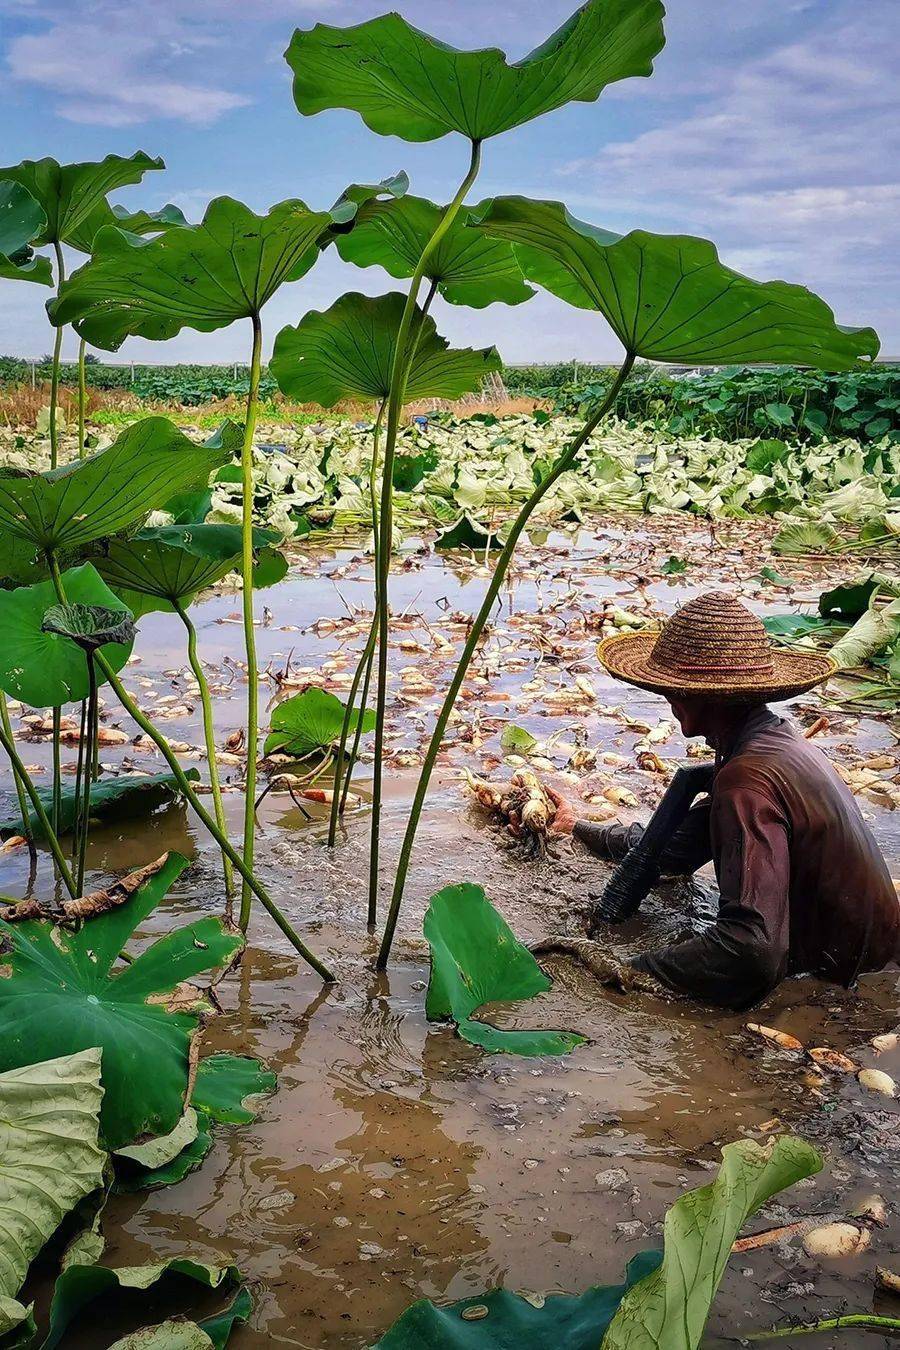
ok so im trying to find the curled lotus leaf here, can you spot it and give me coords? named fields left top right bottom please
left=0, top=151, right=163, bottom=248
left=0, top=180, right=52, bottom=285
left=41, top=601, right=137, bottom=652
left=471, top=197, right=879, bottom=369
left=285, top=1, right=666, bottom=143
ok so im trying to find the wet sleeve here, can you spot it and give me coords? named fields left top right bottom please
left=636, top=785, right=791, bottom=1009
left=573, top=798, right=712, bottom=875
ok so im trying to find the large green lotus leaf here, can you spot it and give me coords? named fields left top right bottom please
left=285, top=1, right=665, bottom=143
left=602, top=1137, right=822, bottom=1350
left=51, top=197, right=337, bottom=350
left=375, top=1252, right=662, bottom=1349
left=0, top=853, right=243, bottom=1149
left=0, top=1049, right=106, bottom=1342
left=0, top=181, right=53, bottom=285
left=41, top=1259, right=244, bottom=1350
left=93, top=523, right=277, bottom=614
left=471, top=198, right=880, bottom=369
left=191, top=1054, right=277, bottom=1124
left=0, top=152, right=163, bottom=248
left=264, top=685, right=375, bottom=758
left=0, top=769, right=200, bottom=841
left=335, top=196, right=534, bottom=308
left=0, top=563, right=133, bottom=707
left=0, top=417, right=236, bottom=552
left=271, top=292, right=501, bottom=407
left=424, top=883, right=585, bottom=1056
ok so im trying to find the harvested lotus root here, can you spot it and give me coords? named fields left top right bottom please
left=462, top=767, right=556, bottom=858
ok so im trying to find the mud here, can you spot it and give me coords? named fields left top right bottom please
left=4, top=513, right=900, bottom=1347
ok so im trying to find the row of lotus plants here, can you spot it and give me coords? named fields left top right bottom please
left=0, top=0, right=880, bottom=981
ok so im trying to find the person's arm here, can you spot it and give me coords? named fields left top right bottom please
left=570, top=797, right=714, bottom=875
left=636, top=781, right=791, bottom=1009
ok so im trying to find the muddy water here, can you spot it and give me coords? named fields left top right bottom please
left=4, top=515, right=900, bottom=1347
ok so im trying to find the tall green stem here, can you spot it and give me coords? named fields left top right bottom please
left=46, top=557, right=333, bottom=982
left=0, top=716, right=77, bottom=897
left=175, top=599, right=234, bottom=909
left=77, top=337, right=87, bottom=459
left=49, top=242, right=66, bottom=470
left=74, top=658, right=97, bottom=895
left=368, top=140, right=482, bottom=924
left=0, top=691, right=36, bottom=863
left=377, top=354, right=635, bottom=968
left=239, top=313, right=264, bottom=932
left=328, top=401, right=385, bottom=846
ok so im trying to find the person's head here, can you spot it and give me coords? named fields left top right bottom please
left=668, top=694, right=767, bottom=745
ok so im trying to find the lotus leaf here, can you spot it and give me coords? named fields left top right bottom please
left=335, top=195, right=534, bottom=307
left=0, top=181, right=52, bottom=285
left=425, top=883, right=585, bottom=1056
left=471, top=198, right=879, bottom=369
left=271, top=292, right=501, bottom=407
left=0, top=1049, right=106, bottom=1342
left=0, top=418, right=237, bottom=552
left=285, top=1, right=665, bottom=142
left=0, top=152, right=163, bottom=249
left=0, top=769, right=200, bottom=841
left=52, top=197, right=338, bottom=349
left=41, top=601, right=136, bottom=651
left=191, top=1053, right=277, bottom=1124
left=0, top=564, right=134, bottom=707
left=264, top=686, right=375, bottom=759
left=0, top=853, right=243, bottom=1149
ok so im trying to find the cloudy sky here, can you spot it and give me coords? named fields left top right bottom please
left=1, top=0, right=896, bottom=364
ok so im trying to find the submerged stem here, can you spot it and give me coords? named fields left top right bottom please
left=750, top=1315, right=900, bottom=1340
left=239, top=312, right=264, bottom=933
left=46, top=556, right=334, bottom=983
left=368, top=141, right=482, bottom=925
left=377, top=354, right=636, bottom=968
left=176, top=599, right=235, bottom=910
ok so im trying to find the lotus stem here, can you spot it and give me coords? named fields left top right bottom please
left=328, top=400, right=385, bottom=847
left=0, top=691, right=36, bottom=863
left=72, top=696, right=88, bottom=877
left=0, top=714, right=77, bottom=897
left=51, top=707, right=62, bottom=839
left=175, top=600, right=235, bottom=910
left=369, top=149, right=481, bottom=923
left=77, top=337, right=87, bottom=459
left=377, top=352, right=635, bottom=968
left=49, top=241, right=66, bottom=470
left=749, top=1314, right=900, bottom=1340
left=238, top=312, right=264, bottom=933
left=47, top=556, right=334, bottom=982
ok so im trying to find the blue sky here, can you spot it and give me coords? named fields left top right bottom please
left=1, top=0, right=897, bottom=365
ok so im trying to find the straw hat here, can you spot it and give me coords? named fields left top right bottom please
left=597, top=591, right=835, bottom=703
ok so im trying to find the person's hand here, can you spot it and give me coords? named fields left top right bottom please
left=546, top=784, right=578, bottom=836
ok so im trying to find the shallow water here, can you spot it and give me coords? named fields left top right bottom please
left=4, top=514, right=900, bottom=1347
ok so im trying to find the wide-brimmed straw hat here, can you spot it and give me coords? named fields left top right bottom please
left=597, top=591, right=835, bottom=704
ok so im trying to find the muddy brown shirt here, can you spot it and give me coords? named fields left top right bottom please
left=574, top=707, right=900, bottom=1009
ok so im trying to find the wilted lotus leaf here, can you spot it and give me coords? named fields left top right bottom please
left=0, top=180, right=52, bottom=285
left=336, top=195, right=534, bottom=307
left=0, top=418, right=237, bottom=552
left=286, top=1, right=665, bottom=143
left=271, top=292, right=501, bottom=407
left=41, top=601, right=136, bottom=652
left=0, top=563, right=134, bottom=707
left=52, top=197, right=339, bottom=349
left=0, top=1049, right=105, bottom=1343
left=471, top=198, right=880, bottom=369
left=425, top=882, right=585, bottom=1056
left=0, top=853, right=243, bottom=1149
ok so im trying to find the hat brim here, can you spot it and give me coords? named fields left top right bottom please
left=597, top=631, right=836, bottom=704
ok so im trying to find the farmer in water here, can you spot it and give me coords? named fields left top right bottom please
left=544, top=592, right=900, bottom=1010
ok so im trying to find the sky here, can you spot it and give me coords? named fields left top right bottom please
left=0, top=0, right=897, bottom=365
